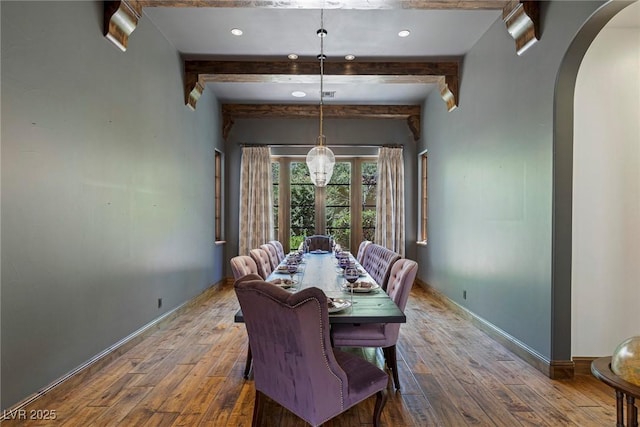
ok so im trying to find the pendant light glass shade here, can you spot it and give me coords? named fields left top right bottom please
left=306, top=137, right=335, bottom=187
left=306, top=9, right=335, bottom=187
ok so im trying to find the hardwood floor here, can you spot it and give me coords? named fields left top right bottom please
left=4, top=282, right=617, bottom=426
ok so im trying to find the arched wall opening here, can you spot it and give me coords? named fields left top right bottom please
left=572, top=1, right=640, bottom=358
left=552, top=0, right=638, bottom=362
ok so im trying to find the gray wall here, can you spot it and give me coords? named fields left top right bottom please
left=224, top=117, right=418, bottom=274
left=418, top=1, right=605, bottom=361
left=1, top=1, right=224, bottom=409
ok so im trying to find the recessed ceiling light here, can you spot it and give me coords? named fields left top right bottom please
left=398, top=30, right=411, bottom=38
left=345, top=54, right=355, bottom=61
left=288, top=53, right=299, bottom=60
left=230, top=28, right=243, bottom=36
left=291, top=91, right=306, bottom=98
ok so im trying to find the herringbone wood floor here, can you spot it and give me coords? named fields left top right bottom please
left=3, top=282, right=617, bottom=426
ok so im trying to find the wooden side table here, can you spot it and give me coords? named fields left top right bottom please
left=592, top=356, right=640, bottom=427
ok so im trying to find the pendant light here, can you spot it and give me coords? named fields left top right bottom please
left=306, top=10, right=335, bottom=187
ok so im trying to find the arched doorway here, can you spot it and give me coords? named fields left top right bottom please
left=552, top=0, right=639, bottom=364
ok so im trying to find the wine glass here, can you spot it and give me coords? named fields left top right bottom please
left=286, top=259, right=298, bottom=289
left=344, top=264, right=359, bottom=306
left=338, top=255, right=350, bottom=270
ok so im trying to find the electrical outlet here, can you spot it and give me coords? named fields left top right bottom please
left=158, top=298, right=163, bottom=309
left=463, top=290, right=467, bottom=300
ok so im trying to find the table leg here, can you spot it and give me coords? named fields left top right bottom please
left=617, top=390, right=624, bottom=427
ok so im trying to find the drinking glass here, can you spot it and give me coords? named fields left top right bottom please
left=344, top=265, right=359, bottom=306
left=287, top=259, right=298, bottom=289
left=338, top=255, right=350, bottom=270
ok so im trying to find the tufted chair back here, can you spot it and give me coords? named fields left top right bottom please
left=230, top=255, right=259, bottom=280
left=260, top=243, right=280, bottom=270
left=306, top=235, right=332, bottom=252
left=386, top=259, right=418, bottom=316
left=356, top=240, right=372, bottom=264
left=249, top=248, right=273, bottom=280
left=360, top=243, right=401, bottom=290
left=269, top=240, right=286, bottom=263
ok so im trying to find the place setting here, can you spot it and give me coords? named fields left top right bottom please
left=327, top=297, right=352, bottom=313
left=269, top=278, right=297, bottom=289
left=341, top=280, right=380, bottom=293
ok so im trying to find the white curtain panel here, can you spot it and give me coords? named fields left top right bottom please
left=375, top=147, right=405, bottom=257
left=239, top=146, right=274, bottom=255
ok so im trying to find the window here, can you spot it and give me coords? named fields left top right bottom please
left=290, top=161, right=316, bottom=250
left=272, top=157, right=377, bottom=252
left=419, top=151, right=428, bottom=243
left=361, top=161, right=377, bottom=242
left=326, top=162, right=351, bottom=249
left=215, top=150, right=223, bottom=242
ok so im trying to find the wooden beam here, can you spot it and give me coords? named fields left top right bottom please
left=502, top=0, right=540, bottom=55
left=186, top=60, right=458, bottom=79
left=185, top=60, right=459, bottom=113
left=221, top=104, right=422, bottom=141
left=103, top=1, right=143, bottom=52
left=439, top=74, right=459, bottom=112
left=137, top=1, right=508, bottom=10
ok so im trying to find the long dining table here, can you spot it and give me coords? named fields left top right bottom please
left=233, top=251, right=406, bottom=325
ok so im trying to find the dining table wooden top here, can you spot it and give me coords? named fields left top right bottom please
left=234, top=251, right=406, bottom=324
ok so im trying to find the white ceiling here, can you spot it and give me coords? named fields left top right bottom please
left=144, top=7, right=501, bottom=104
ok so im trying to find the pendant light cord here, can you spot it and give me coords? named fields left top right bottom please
left=318, top=9, right=325, bottom=146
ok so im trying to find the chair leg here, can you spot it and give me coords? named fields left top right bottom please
left=373, top=389, right=388, bottom=427
left=383, top=345, right=400, bottom=390
left=252, top=389, right=264, bottom=427
left=244, top=343, right=252, bottom=379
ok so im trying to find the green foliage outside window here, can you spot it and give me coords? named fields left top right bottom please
left=326, top=162, right=351, bottom=248
left=274, top=159, right=377, bottom=252
left=290, top=162, right=315, bottom=248
left=362, top=162, right=377, bottom=242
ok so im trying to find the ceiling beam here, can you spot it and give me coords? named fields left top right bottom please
left=135, top=1, right=508, bottom=10
left=502, top=1, right=540, bottom=55
left=103, top=1, right=143, bottom=52
left=184, top=59, right=459, bottom=113
left=221, top=104, right=422, bottom=141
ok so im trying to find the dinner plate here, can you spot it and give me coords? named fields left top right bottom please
left=327, top=298, right=352, bottom=313
left=310, top=249, right=329, bottom=254
left=342, top=281, right=380, bottom=293
left=275, top=266, right=300, bottom=273
left=269, top=278, right=296, bottom=289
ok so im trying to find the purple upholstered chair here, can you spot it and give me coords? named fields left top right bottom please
left=230, top=255, right=259, bottom=378
left=234, top=274, right=388, bottom=427
left=268, top=240, right=286, bottom=263
left=230, top=255, right=259, bottom=280
left=249, top=248, right=273, bottom=280
left=356, top=240, right=373, bottom=264
left=260, top=243, right=280, bottom=270
left=360, top=243, right=401, bottom=291
left=306, top=234, right=332, bottom=252
left=331, top=258, right=418, bottom=390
